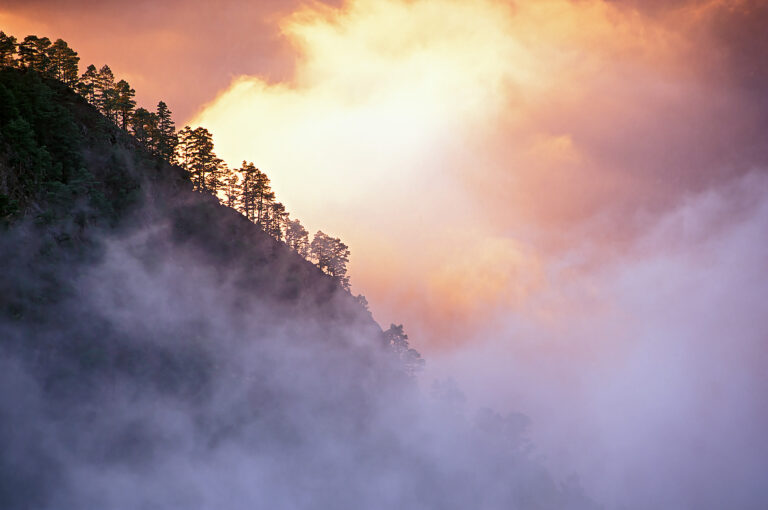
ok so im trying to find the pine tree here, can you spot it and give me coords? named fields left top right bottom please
left=155, top=101, right=176, bottom=162
left=383, top=324, right=425, bottom=378
left=113, top=79, right=136, bottom=130
left=285, top=218, right=310, bottom=258
left=254, top=170, right=274, bottom=227
left=77, top=64, right=99, bottom=104
left=206, top=159, right=226, bottom=194
left=18, top=35, right=51, bottom=73
left=130, top=107, right=158, bottom=149
left=176, top=126, right=223, bottom=194
left=310, top=231, right=351, bottom=290
left=267, top=202, right=288, bottom=240
left=238, top=161, right=259, bottom=221
left=223, top=172, right=241, bottom=210
left=0, top=32, right=17, bottom=67
left=48, top=39, right=79, bottom=86
left=95, top=65, right=116, bottom=120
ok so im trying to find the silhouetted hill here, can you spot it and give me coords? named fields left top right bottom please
left=0, top=67, right=598, bottom=510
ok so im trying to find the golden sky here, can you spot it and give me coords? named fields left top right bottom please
left=188, top=0, right=767, bottom=348
left=3, top=0, right=766, bottom=351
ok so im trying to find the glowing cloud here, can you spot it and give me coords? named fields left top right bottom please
left=191, top=0, right=763, bottom=347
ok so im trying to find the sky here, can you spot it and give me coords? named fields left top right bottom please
left=2, top=0, right=768, bottom=507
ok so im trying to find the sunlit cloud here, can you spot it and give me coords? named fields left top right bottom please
left=191, top=0, right=764, bottom=347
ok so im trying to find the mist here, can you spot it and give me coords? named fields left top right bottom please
left=0, top=188, right=599, bottom=509
left=431, top=172, right=768, bottom=509
left=3, top=1, right=768, bottom=508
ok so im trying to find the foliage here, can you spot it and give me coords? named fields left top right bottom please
left=0, top=31, right=16, bottom=67
left=176, top=126, right=224, bottom=194
left=310, top=231, right=351, bottom=290
left=383, top=324, right=425, bottom=378
left=285, top=218, right=310, bottom=258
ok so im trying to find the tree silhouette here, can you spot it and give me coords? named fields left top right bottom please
left=0, top=32, right=17, bottom=67
left=130, top=107, right=158, bottom=149
left=285, top=219, right=310, bottom=258
left=48, top=39, right=79, bottom=86
left=113, top=79, right=136, bottom=130
left=253, top=169, right=274, bottom=227
left=310, top=231, right=350, bottom=290
left=77, top=64, right=98, bottom=103
left=223, top=172, right=241, bottom=210
left=95, top=65, right=116, bottom=121
left=155, top=101, right=176, bottom=162
left=266, top=201, right=288, bottom=240
left=18, top=36, right=51, bottom=72
left=238, top=161, right=259, bottom=222
left=176, top=126, right=224, bottom=194
left=383, top=324, right=425, bottom=378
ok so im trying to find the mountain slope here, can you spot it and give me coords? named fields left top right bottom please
left=0, top=67, right=598, bottom=510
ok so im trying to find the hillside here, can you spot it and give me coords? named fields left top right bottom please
left=0, top=67, right=598, bottom=510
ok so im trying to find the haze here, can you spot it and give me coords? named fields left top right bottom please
left=4, top=0, right=767, bottom=507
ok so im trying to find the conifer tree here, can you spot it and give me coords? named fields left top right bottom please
left=285, top=219, right=310, bottom=258
left=48, top=39, right=79, bottom=85
left=113, top=79, right=136, bottom=130
left=176, top=126, right=224, bottom=194
left=254, top=170, right=274, bottom=227
left=383, top=324, right=425, bottom=378
left=237, top=161, right=259, bottom=221
left=207, top=160, right=226, bottom=194
left=130, top=107, right=158, bottom=149
left=155, top=101, right=176, bottom=162
left=95, top=65, right=116, bottom=120
left=223, top=172, right=241, bottom=210
left=267, top=202, right=288, bottom=240
left=0, top=32, right=17, bottom=67
left=77, top=64, right=98, bottom=103
left=310, top=231, right=351, bottom=290
left=18, top=35, right=51, bottom=72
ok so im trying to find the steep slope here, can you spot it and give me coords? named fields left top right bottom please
left=0, top=67, right=598, bottom=510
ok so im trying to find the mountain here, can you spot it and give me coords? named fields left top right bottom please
left=0, top=67, right=598, bottom=510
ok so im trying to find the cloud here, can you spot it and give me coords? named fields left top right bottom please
left=431, top=172, right=768, bottom=508
left=189, top=0, right=768, bottom=347
left=187, top=4, right=768, bottom=505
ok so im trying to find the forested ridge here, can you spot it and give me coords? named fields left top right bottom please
left=0, top=29, right=425, bottom=370
left=0, top=29, right=598, bottom=510
left=0, top=31, right=363, bottom=294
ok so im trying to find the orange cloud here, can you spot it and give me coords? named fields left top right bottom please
left=5, top=0, right=766, bottom=351
left=189, top=0, right=768, bottom=349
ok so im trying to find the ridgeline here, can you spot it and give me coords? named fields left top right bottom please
left=0, top=32, right=597, bottom=510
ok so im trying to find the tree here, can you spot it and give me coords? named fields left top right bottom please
left=237, top=161, right=260, bottom=221
left=285, top=218, right=310, bottom=258
left=207, top=160, right=226, bottom=194
left=0, top=32, right=17, bottom=67
left=18, top=35, right=51, bottom=73
left=113, top=79, right=136, bottom=130
left=95, top=65, right=116, bottom=120
left=176, top=126, right=224, bottom=194
left=77, top=64, right=99, bottom=104
left=310, top=231, right=350, bottom=290
left=223, top=172, right=241, bottom=210
left=48, top=39, right=79, bottom=86
left=130, top=107, right=158, bottom=149
left=383, top=324, right=425, bottom=378
left=253, top=170, right=274, bottom=226
left=155, top=101, right=176, bottom=162
left=266, top=201, right=288, bottom=240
